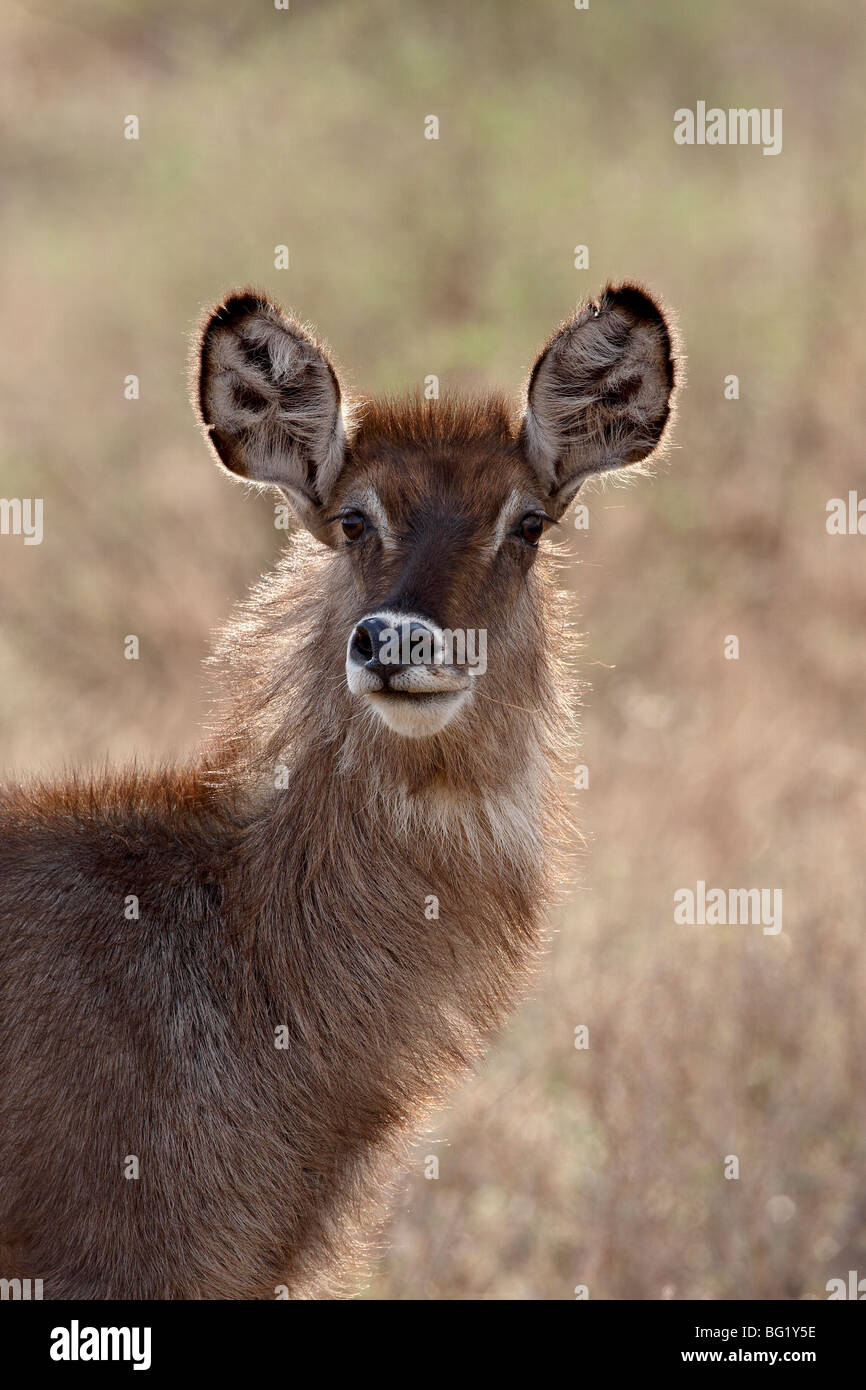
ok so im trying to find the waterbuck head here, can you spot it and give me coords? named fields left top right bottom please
left=196, top=285, right=676, bottom=744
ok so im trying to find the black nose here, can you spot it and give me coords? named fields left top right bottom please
left=349, top=615, right=440, bottom=684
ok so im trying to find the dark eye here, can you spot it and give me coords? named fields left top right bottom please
left=518, top=513, right=546, bottom=547
left=340, top=512, right=366, bottom=542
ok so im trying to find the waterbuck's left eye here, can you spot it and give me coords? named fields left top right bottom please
left=340, top=511, right=366, bottom=542
left=517, top=513, right=546, bottom=547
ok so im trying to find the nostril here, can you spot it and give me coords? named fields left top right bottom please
left=351, top=622, right=375, bottom=663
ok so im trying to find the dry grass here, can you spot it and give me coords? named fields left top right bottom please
left=1, top=0, right=864, bottom=1299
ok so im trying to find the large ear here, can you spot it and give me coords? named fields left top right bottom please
left=520, top=284, right=678, bottom=517
left=195, top=290, right=347, bottom=533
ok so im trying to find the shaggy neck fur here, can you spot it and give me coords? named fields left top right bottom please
left=189, top=533, right=575, bottom=1293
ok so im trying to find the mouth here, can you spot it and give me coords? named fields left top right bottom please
left=360, top=684, right=471, bottom=737
left=368, top=689, right=457, bottom=703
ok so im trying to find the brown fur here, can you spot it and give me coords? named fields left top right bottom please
left=0, top=284, right=678, bottom=1298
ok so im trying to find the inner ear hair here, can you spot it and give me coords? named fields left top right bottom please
left=521, top=282, right=679, bottom=514
left=195, top=290, right=347, bottom=516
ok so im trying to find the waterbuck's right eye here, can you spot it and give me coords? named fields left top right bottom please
left=340, top=511, right=366, bottom=542
left=516, top=512, right=549, bottom=547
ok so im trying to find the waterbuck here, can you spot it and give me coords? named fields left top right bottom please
left=0, top=284, right=677, bottom=1298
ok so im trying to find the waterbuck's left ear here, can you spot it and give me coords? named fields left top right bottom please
left=195, top=289, right=347, bottom=534
left=520, top=284, right=678, bottom=516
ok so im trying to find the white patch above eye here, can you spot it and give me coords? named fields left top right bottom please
left=356, top=487, right=389, bottom=531
left=342, top=487, right=398, bottom=548
left=491, top=490, right=521, bottom=551
left=490, top=491, right=545, bottom=553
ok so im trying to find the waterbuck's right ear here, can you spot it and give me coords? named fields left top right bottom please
left=195, top=291, right=347, bottom=533
left=520, top=284, right=678, bottom=517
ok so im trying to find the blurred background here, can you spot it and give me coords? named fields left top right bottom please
left=1, top=0, right=865, bottom=1299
